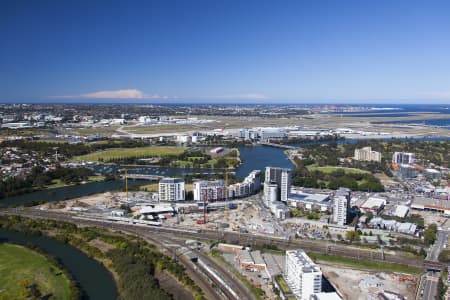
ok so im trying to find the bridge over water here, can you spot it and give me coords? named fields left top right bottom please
left=121, top=174, right=163, bottom=180
left=258, top=142, right=297, bottom=150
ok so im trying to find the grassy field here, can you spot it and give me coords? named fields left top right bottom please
left=67, top=125, right=120, bottom=136
left=73, top=146, right=185, bottom=162
left=307, top=252, right=422, bottom=275
left=306, top=165, right=369, bottom=174
left=0, top=243, right=73, bottom=299
left=46, top=175, right=106, bottom=189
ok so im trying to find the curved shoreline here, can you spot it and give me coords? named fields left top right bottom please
left=0, top=242, right=81, bottom=299
left=0, top=226, right=118, bottom=299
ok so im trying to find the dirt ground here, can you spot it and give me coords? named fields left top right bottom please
left=39, top=191, right=124, bottom=211
left=416, top=210, right=448, bottom=227
left=321, top=264, right=417, bottom=300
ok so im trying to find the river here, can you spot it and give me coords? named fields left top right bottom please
left=2, top=137, right=449, bottom=207
left=0, top=179, right=143, bottom=208
left=0, top=228, right=117, bottom=300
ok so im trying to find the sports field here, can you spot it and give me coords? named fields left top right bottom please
left=306, top=165, right=369, bottom=174
left=0, top=243, right=73, bottom=299
left=73, top=146, right=185, bottom=162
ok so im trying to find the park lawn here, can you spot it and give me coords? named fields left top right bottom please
left=73, top=146, right=185, bottom=162
left=46, top=175, right=105, bottom=189
left=46, top=179, right=68, bottom=189
left=0, top=243, right=73, bottom=299
left=306, top=165, right=369, bottom=174
left=68, top=125, right=120, bottom=136
left=307, top=252, right=422, bottom=275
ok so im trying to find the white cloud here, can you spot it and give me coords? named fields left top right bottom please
left=49, top=89, right=173, bottom=100
left=82, top=89, right=145, bottom=99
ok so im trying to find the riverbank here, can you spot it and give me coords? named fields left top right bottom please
left=0, top=243, right=78, bottom=299
left=0, top=215, right=205, bottom=300
left=0, top=179, right=144, bottom=208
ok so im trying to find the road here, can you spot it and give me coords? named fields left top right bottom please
left=427, top=230, right=448, bottom=261
left=422, top=228, right=447, bottom=300
left=421, top=272, right=439, bottom=300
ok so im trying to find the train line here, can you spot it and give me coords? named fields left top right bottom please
left=0, top=209, right=435, bottom=270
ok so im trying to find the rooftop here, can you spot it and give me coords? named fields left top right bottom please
left=286, top=249, right=320, bottom=273
left=159, top=177, right=184, bottom=184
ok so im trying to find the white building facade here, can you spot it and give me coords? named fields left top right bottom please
left=392, top=152, right=415, bottom=165
left=230, top=170, right=262, bottom=198
left=193, top=180, right=226, bottom=202
left=354, top=147, right=381, bottom=162
left=285, top=250, right=322, bottom=300
left=332, top=188, right=351, bottom=226
left=159, top=178, right=185, bottom=202
left=264, top=182, right=278, bottom=207
left=265, top=166, right=291, bottom=202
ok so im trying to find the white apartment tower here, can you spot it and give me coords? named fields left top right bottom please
left=159, top=178, right=185, bottom=202
left=263, top=182, right=278, bottom=207
left=265, top=166, right=291, bottom=202
left=285, top=249, right=322, bottom=300
left=332, top=188, right=351, bottom=226
left=354, top=146, right=381, bottom=162
left=392, top=152, right=415, bottom=165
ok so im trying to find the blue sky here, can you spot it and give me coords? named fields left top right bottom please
left=1, top=0, right=450, bottom=103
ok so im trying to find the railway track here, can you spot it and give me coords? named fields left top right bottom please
left=0, top=209, right=431, bottom=270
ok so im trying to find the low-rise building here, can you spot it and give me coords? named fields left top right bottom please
left=394, top=205, right=409, bottom=218
left=271, top=202, right=290, bottom=220
left=288, top=188, right=331, bottom=212
left=237, top=250, right=267, bottom=272
left=424, top=168, right=442, bottom=180
left=368, top=217, right=417, bottom=235
left=412, top=197, right=450, bottom=215
left=359, top=197, right=386, bottom=214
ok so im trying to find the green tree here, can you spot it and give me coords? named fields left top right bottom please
left=346, top=230, right=360, bottom=242
left=424, top=223, right=438, bottom=246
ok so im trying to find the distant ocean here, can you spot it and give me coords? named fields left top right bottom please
left=330, top=104, right=450, bottom=129
left=381, top=118, right=450, bottom=129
